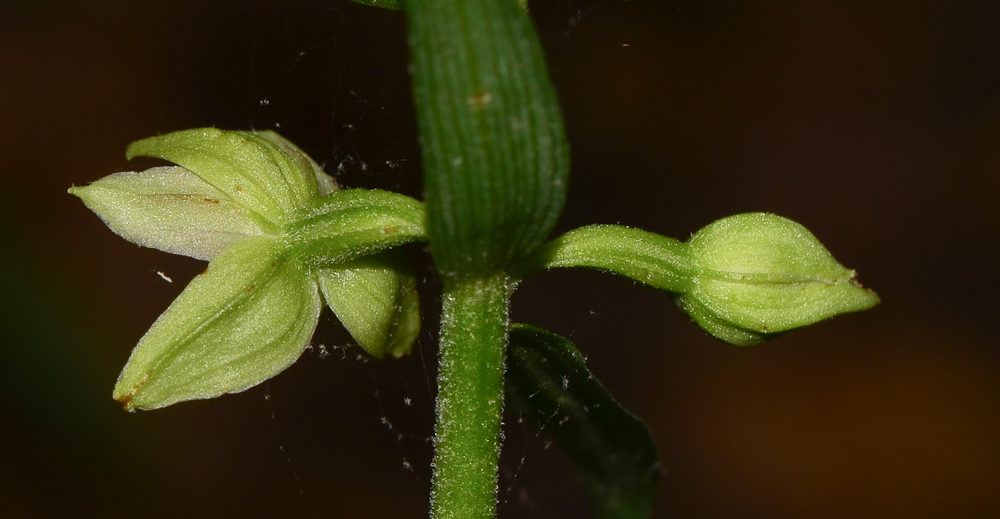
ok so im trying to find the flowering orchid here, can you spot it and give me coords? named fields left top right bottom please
left=70, top=128, right=425, bottom=410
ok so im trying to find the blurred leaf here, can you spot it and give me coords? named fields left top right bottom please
left=408, top=0, right=569, bottom=280
left=346, top=0, right=402, bottom=9
left=507, top=324, right=660, bottom=519
left=345, top=0, right=528, bottom=11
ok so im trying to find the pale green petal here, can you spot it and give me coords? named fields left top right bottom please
left=113, top=236, right=321, bottom=410
left=126, top=128, right=322, bottom=225
left=69, top=166, right=271, bottom=260
left=345, top=0, right=402, bottom=10
left=255, top=130, right=339, bottom=196
left=317, top=250, right=420, bottom=359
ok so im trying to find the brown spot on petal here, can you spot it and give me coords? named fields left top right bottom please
left=116, top=372, right=151, bottom=412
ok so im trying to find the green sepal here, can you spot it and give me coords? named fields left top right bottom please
left=510, top=225, right=696, bottom=292
left=408, top=0, right=569, bottom=280
left=254, top=130, right=338, bottom=196
left=317, top=249, right=420, bottom=359
left=680, top=213, right=880, bottom=345
left=286, top=188, right=427, bottom=268
left=126, top=128, right=323, bottom=225
left=69, top=166, right=271, bottom=261
left=507, top=324, right=660, bottom=519
left=113, top=236, right=321, bottom=411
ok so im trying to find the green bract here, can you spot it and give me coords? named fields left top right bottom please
left=70, top=128, right=426, bottom=410
left=513, top=214, right=879, bottom=346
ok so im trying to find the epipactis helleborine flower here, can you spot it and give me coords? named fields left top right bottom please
left=70, top=128, right=425, bottom=410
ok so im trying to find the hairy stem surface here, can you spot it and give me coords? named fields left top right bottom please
left=432, top=274, right=510, bottom=519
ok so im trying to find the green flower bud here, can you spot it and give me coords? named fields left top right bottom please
left=513, top=214, right=877, bottom=346
left=678, top=213, right=879, bottom=345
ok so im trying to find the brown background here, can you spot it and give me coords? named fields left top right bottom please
left=2, top=0, right=998, bottom=517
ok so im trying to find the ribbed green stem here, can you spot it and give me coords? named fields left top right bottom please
left=432, top=274, right=511, bottom=519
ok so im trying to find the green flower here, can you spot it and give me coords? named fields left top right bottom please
left=70, top=128, right=425, bottom=410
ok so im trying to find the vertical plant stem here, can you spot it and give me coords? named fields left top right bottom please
left=432, top=274, right=511, bottom=519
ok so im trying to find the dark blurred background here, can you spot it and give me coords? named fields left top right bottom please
left=2, top=0, right=998, bottom=517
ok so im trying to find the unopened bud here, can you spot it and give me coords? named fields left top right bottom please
left=677, top=213, right=879, bottom=345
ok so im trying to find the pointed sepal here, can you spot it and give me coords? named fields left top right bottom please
left=69, top=166, right=270, bottom=260
left=113, top=236, right=321, bottom=410
left=254, top=130, right=338, bottom=196
left=126, top=128, right=324, bottom=225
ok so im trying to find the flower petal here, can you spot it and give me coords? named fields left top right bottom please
left=126, top=128, right=323, bottom=225
left=113, top=236, right=321, bottom=410
left=254, top=130, right=338, bottom=196
left=69, top=166, right=271, bottom=260
left=317, top=250, right=420, bottom=359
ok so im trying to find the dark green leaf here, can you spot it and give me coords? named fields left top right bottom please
left=347, top=0, right=402, bottom=9
left=506, top=324, right=660, bottom=519
left=408, top=0, right=570, bottom=280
